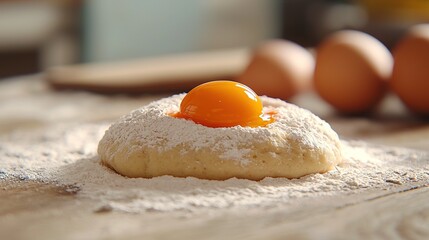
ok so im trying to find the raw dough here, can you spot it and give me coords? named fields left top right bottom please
left=98, top=94, right=342, bottom=180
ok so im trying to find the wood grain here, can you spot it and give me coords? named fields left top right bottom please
left=2, top=181, right=428, bottom=239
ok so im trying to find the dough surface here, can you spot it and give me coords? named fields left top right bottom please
left=98, top=94, right=342, bottom=180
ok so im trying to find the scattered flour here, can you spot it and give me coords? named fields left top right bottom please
left=1, top=123, right=428, bottom=213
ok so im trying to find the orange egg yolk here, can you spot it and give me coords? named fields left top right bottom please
left=173, top=81, right=274, bottom=128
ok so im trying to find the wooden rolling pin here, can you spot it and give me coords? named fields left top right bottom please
left=46, top=48, right=250, bottom=94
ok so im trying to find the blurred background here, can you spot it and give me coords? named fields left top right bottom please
left=1, top=0, right=428, bottom=79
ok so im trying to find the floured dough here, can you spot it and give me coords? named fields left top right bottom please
left=98, top=94, right=342, bottom=180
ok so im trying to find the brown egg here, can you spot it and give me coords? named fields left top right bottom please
left=314, top=30, right=393, bottom=113
left=391, top=24, right=429, bottom=115
left=238, top=40, right=315, bottom=100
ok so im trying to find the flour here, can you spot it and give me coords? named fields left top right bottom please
left=1, top=123, right=428, bottom=213
left=100, top=94, right=339, bottom=165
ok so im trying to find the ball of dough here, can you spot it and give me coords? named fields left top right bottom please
left=98, top=95, right=342, bottom=180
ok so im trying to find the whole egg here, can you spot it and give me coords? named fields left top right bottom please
left=391, top=24, right=429, bottom=115
left=314, top=30, right=393, bottom=113
left=238, top=40, right=315, bottom=100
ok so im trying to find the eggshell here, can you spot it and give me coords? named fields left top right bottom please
left=238, top=40, right=315, bottom=100
left=391, top=24, right=429, bottom=115
left=314, top=30, right=393, bottom=113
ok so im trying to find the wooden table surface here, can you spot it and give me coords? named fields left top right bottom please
left=0, top=75, right=428, bottom=240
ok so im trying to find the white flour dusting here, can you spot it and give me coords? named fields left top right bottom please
left=1, top=124, right=428, bottom=213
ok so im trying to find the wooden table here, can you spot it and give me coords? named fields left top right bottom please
left=1, top=75, right=428, bottom=239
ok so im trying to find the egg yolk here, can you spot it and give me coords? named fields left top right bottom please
left=173, top=81, right=274, bottom=128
